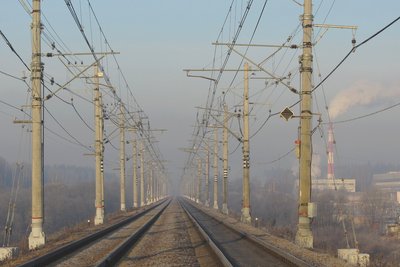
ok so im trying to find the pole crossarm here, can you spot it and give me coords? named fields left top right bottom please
left=195, top=106, right=237, bottom=117
left=224, top=45, right=298, bottom=94
left=43, top=51, right=120, bottom=57
left=184, top=71, right=216, bottom=82
left=313, top=24, right=358, bottom=30
left=210, top=113, right=242, bottom=142
left=183, top=68, right=262, bottom=72
left=212, top=42, right=298, bottom=49
left=45, top=55, right=105, bottom=101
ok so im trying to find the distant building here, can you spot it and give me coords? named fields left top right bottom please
left=294, top=178, right=356, bottom=193
left=372, top=171, right=400, bottom=203
left=312, top=178, right=356, bottom=193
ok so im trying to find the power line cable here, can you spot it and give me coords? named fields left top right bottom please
left=0, top=29, right=30, bottom=70
left=44, top=105, right=92, bottom=151
left=248, top=15, right=400, bottom=139
left=312, top=15, right=400, bottom=95
left=331, top=101, right=400, bottom=124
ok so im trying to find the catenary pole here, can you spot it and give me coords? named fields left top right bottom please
left=222, top=104, right=229, bottom=214
left=241, top=62, right=251, bottom=224
left=94, top=64, right=104, bottom=225
left=132, top=128, right=138, bottom=208
left=197, top=158, right=202, bottom=203
left=213, top=126, right=219, bottom=210
left=140, top=140, right=145, bottom=206
left=119, top=105, right=126, bottom=211
left=205, top=142, right=210, bottom=207
left=99, top=93, right=105, bottom=218
left=29, top=0, right=45, bottom=249
left=295, top=0, right=314, bottom=248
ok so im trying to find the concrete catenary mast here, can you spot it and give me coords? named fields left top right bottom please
left=241, top=62, right=251, bottom=224
left=99, top=93, right=105, bottom=218
left=205, top=141, right=210, bottom=207
left=131, top=128, right=138, bottom=208
left=197, top=158, right=202, bottom=203
left=327, top=123, right=335, bottom=179
left=213, top=126, right=219, bottom=210
left=295, top=0, right=314, bottom=248
left=28, top=0, right=45, bottom=249
left=94, top=64, right=104, bottom=225
left=119, top=105, right=126, bottom=211
left=222, top=104, right=229, bottom=215
left=140, top=140, right=145, bottom=206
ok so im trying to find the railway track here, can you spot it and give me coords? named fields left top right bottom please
left=17, top=198, right=170, bottom=267
left=17, top=198, right=220, bottom=267
left=180, top=198, right=311, bottom=267
left=17, top=197, right=313, bottom=267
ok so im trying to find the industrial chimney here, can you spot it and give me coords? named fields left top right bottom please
left=327, top=123, right=335, bottom=180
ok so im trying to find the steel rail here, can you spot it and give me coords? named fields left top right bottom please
left=179, top=198, right=233, bottom=267
left=95, top=199, right=171, bottom=266
left=180, top=198, right=312, bottom=267
left=18, top=198, right=169, bottom=267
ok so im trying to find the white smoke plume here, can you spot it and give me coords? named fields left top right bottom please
left=311, top=153, right=321, bottom=179
left=291, top=153, right=321, bottom=179
left=329, top=80, right=399, bottom=119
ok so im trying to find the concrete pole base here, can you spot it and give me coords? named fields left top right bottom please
left=213, top=202, right=218, bottom=210
left=222, top=204, right=228, bottom=215
left=133, top=202, right=138, bottom=208
left=295, top=217, right=313, bottom=248
left=241, top=207, right=251, bottom=224
left=0, top=247, right=19, bottom=261
left=205, top=200, right=210, bottom=207
left=28, top=230, right=45, bottom=250
left=94, top=208, right=104, bottom=225
left=121, top=204, right=126, bottom=212
left=295, top=230, right=313, bottom=248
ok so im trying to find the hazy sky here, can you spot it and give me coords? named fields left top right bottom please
left=1, top=1, right=400, bottom=184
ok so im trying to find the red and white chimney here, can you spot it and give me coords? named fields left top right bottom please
left=327, top=123, right=335, bottom=180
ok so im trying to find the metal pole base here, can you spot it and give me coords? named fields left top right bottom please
left=241, top=207, right=251, bottom=224
left=222, top=204, right=229, bottom=215
left=28, top=224, right=45, bottom=250
left=94, top=208, right=104, bottom=225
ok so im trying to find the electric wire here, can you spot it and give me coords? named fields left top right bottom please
left=0, top=29, right=30, bottom=70
left=71, top=101, right=94, bottom=132
left=75, top=0, right=167, bottom=171
left=44, top=106, right=92, bottom=151
left=224, top=0, right=270, bottom=97
left=331, top=101, right=400, bottom=124
left=312, top=15, right=400, bottom=95
left=248, top=15, right=400, bottom=139
left=86, top=0, right=167, bottom=170
left=183, top=0, right=255, bottom=172
left=0, top=69, right=27, bottom=82
left=259, top=147, right=295, bottom=165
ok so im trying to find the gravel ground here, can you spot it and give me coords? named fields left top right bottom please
left=189, top=199, right=353, bottom=267
left=118, top=199, right=220, bottom=267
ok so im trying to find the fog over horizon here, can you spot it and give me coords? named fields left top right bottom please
left=1, top=0, right=399, bottom=188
